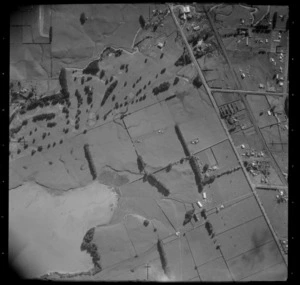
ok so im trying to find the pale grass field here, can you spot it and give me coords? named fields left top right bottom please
left=9, top=181, right=118, bottom=278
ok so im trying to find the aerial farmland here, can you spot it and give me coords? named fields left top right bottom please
left=9, top=3, right=288, bottom=281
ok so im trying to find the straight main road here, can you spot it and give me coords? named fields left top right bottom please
left=168, top=3, right=287, bottom=266
left=210, top=88, right=287, bottom=97
left=203, top=6, right=287, bottom=187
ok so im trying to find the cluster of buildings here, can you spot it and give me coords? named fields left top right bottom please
left=269, top=56, right=286, bottom=90
left=219, top=101, right=243, bottom=119
left=239, top=145, right=271, bottom=181
left=240, top=144, right=265, bottom=158
left=280, top=239, right=288, bottom=254
left=219, top=101, right=250, bottom=132
left=276, top=189, right=288, bottom=203
left=178, top=5, right=192, bottom=20
left=193, top=38, right=209, bottom=53
left=145, top=8, right=170, bottom=31
left=177, top=5, right=203, bottom=31
left=244, top=159, right=270, bottom=179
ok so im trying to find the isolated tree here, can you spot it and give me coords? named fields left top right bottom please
left=80, top=12, right=87, bottom=25
left=139, top=15, right=146, bottom=29
left=192, top=75, right=203, bottom=88
left=272, top=12, right=277, bottom=30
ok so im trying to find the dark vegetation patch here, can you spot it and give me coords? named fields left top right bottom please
left=80, top=12, right=87, bottom=25
left=99, top=70, right=105, bottom=80
left=160, top=68, right=166, bottom=74
left=192, top=75, right=203, bottom=88
left=10, top=125, right=22, bottom=137
left=183, top=209, right=195, bottom=226
left=32, top=113, right=56, bottom=123
left=137, top=155, right=146, bottom=173
left=47, top=122, right=57, bottom=128
left=59, top=68, right=69, bottom=96
left=103, top=109, right=112, bottom=121
left=83, top=144, right=97, bottom=180
left=165, top=94, right=177, bottom=101
left=174, top=50, right=192, bottom=66
left=174, top=124, right=190, bottom=157
left=22, top=119, right=28, bottom=126
left=152, top=82, right=170, bottom=96
left=80, top=227, right=101, bottom=272
left=165, top=164, right=172, bottom=172
left=114, top=49, right=122, bottom=57
left=146, top=174, right=170, bottom=196
left=84, top=86, right=93, bottom=105
left=174, top=124, right=204, bottom=193
left=205, top=221, right=214, bottom=236
left=201, top=209, right=207, bottom=219
left=75, top=89, right=83, bottom=108
left=83, top=60, right=99, bottom=76
left=189, top=157, right=203, bottom=192
left=157, top=239, right=169, bottom=275
left=173, top=77, right=179, bottom=85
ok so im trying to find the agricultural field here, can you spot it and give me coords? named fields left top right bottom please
left=246, top=95, right=277, bottom=128
left=255, top=188, right=288, bottom=239
left=9, top=3, right=288, bottom=282
left=261, top=124, right=288, bottom=173
left=213, top=91, right=240, bottom=106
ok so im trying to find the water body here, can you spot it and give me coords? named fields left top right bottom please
left=9, top=181, right=118, bottom=278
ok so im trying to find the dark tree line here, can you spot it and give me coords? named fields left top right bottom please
left=100, top=80, right=118, bottom=107
left=152, top=82, right=170, bottom=96
left=272, top=12, right=277, bottom=30
left=32, top=112, right=56, bottom=123
left=139, top=15, right=146, bottom=29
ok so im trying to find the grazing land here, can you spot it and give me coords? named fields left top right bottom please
left=9, top=3, right=288, bottom=281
